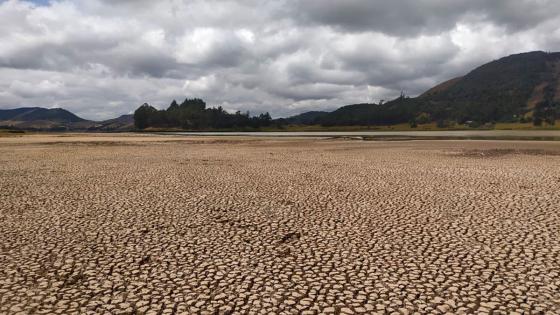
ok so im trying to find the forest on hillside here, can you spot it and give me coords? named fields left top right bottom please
left=310, top=52, right=560, bottom=127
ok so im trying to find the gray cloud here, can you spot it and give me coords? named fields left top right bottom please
left=1, top=0, right=560, bottom=120
left=292, top=0, right=560, bottom=36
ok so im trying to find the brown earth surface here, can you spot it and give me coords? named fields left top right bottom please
left=1, top=134, right=560, bottom=314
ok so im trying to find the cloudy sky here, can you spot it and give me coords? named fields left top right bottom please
left=1, top=0, right=560, bottom=120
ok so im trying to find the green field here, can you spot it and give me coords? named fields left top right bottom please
left=0, top=129, right=25, bottom=136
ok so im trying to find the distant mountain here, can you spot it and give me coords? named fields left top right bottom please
left=101, top=114, right=134, bottom=126
left=418, top=51, right=560, bottom=121
left=0, top=107, right=134, bottom=131
left=281, top=111, right=329, bottom=125
left=0, top=107, right=85, bottom=123
left=306, top=51, right=560, bottom=126
left=89, top=114, right=134, bottom=131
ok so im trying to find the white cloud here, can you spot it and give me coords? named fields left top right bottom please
left=183, top=75, right=218, bottom=92
left=1, top=0, right=560, bottom=120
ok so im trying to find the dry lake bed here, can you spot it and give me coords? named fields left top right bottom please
left=1, top=133, right=559, bottom=314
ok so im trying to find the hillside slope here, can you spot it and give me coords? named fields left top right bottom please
left=305, top=51, right=560, bottom=126
left=89, top=115, right=134, bottom=131
left=280, top=111, right=329, bottom=125
left=0, top=107, right=85, bottom=122
left=0, top=108, right=134, bottom=131
left=421, top=51, right=560, bottom=121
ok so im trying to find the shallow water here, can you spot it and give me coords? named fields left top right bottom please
left=167, top=130, right=560, bottom=140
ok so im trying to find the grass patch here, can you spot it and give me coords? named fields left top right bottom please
left=493, top=121, right=560, bottom=130
left=262, top=121, right=560, bottom=132
left=0, top=129, right=26, bottom=136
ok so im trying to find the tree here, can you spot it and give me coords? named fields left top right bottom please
left=533, top=116, right=543, bottom=126
left=534, top=100, right=557, bottom=126
left=168, top=100, right=179, bottom=111
left=180, top=98, right=206, bottom=111
left=545, top=102, right=557, bottom=125
left=134, top=103, right=157, bottom=129
left=436, top=119, right=451, bottom=128
left=258, top=112, right=272, bottom=126
left=415, top=112, right=431, bottom=124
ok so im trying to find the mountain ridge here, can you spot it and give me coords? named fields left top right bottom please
left=0, top=107, right=85, bottom=123
left=292, top=51, right=560, bottom=126
left=0, top=108, right=133, bottom=131
left=2, top=50, right=559, bottom=130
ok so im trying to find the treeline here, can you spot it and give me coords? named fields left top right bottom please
left=306, top=95, right=468, bottom=127
left=134, top=98, right=272, bottom=130
left=310, top=96, right=558, bottom=128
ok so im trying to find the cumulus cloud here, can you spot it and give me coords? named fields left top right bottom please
left=1, top=0, right=560, bottom=120
left=292, top=0, right=560, bottom=36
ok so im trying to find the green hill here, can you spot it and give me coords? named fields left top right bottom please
left=0, top=107, right=134, bottom=131
left=295, top=51, right=560, bottom=126
left=0, top=107, right=85, bottom=123
left=279, top=111, right=329, bottom=125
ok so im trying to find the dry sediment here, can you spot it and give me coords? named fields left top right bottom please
left=1, top=134, right=559, bottom=314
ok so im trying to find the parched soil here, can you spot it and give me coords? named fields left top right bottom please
left=1, top=134, right=559, bottom=314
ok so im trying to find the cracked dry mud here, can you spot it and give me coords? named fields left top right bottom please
left=1, top=134, right=559, bottom=315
